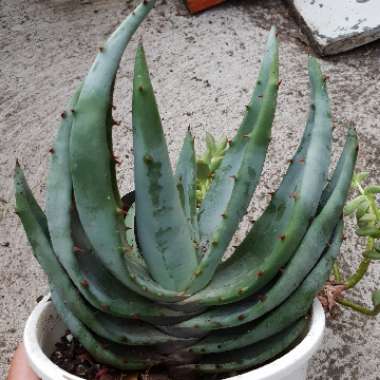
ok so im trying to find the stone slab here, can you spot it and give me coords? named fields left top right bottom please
left=288, top=0, right=380, bottom=55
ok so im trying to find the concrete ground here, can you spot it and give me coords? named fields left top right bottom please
left=0, top=0, right=379, bottom=378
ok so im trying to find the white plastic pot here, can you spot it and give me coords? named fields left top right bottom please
left=24, top=296, right=325, bottom=380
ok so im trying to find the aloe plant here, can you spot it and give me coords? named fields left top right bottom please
left=15, top=0, right=358, bottom=377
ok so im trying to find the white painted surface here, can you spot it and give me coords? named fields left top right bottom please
left=288, top=0, right=380, bottom=55
left=24, top=296, right=325, bottom=380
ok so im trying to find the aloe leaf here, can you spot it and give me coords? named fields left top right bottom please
left=49, top=92, right=180, bottom=303
left=173, top=319, right=306, bottom=374
left=178, top=129, right=356, bottom=329
left=197, top=160, right=210, bottom=180
left=16, top=164, right=198, bottom=322
left=175, top=130, right=199, bottom=243
left=205, top=132, right=217, bottom=154
left=187, top=221, right=342, bottom=353
left=68, top=2, right=183, bottom=301
left=187, top=27, right=279, bottom=293
left=183, top=57, right=333, bottom=306
left=133, top=43, right=198, bottom=291
left=49, top=286, right=193, bottom=347
left=69, top=1, right=171, bottom=294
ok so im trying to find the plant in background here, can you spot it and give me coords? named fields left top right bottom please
left=320, top=172, right=380, bottom=316
left=14, top=0, right=359, bottom=378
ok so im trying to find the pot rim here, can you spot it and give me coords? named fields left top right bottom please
left=24, top=296, right=325, bottom=380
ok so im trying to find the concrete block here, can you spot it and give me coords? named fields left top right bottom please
left=287, top=0, right=380, bottom=55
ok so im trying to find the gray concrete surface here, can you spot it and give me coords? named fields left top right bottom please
left=0, top=0, right=379, bottom=378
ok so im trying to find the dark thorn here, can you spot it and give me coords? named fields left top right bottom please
left=112, top=154, right=122, bottom=165
left=73, top=246, right=85, bottom=254
left=268, top=191, right=275, bottom=197
left=238, top=314, right=246, bottom=321
left=279, top=234, right=286, bottom=241
left=256, top=271, right=264, bottom=277
left=49, top=148, right=55, bottom=154
left=138, top=85, right=144, bottom=92
left=116, top=207, right=128, bottom=215
left=61, top=111, right=67, bottom=119
left=277, top=79, right=282, bottom=88
left=288, top=159, right=294, bottom=164
left=36, top=295, right=43, bottom=303
left=311, top=103, right=315, bottom=111
left=323, top=75, right=330, bottom=82
left=1, top=241, right=10, bottom=247
left=71, top=109, right=76, bottom=114
left=99, top=46, right=104, bottom=52
left=80, top=279, right=89, bottom=288
left=257, top=294, right=267, bottom=302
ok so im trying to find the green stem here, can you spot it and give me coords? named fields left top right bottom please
left=344, top=257, right=371, bottom=289
left=344, top=237, right=374, bottom=289
left=337, top=298, right=378, bottom=316
left=333, top=263, right=343, bottom=283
